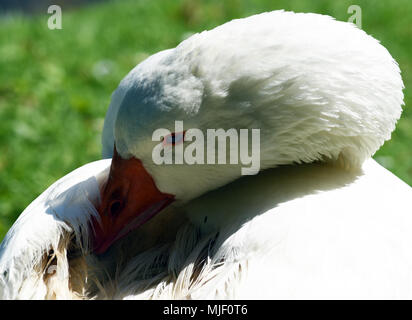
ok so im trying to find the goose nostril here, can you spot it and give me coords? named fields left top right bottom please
left=109, top=200, right=122, bottom=217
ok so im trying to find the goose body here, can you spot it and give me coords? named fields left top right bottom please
left=1, top=10, right=412, bottom=299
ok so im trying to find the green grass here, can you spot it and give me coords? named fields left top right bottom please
left=1, top=0, right=412, bottom=240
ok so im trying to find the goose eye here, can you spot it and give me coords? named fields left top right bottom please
left=163, top=131, right=186, bottom=146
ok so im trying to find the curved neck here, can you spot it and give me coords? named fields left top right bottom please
left=183, top=161, right=362, bottom=233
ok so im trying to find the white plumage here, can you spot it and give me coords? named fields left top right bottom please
left=1, top=10, right=411, bottom=299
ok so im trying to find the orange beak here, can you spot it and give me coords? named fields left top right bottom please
left=92, top=148, right=174, bottom=254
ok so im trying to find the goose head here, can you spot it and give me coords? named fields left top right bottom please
left=92, top=11, right=404, bottom=254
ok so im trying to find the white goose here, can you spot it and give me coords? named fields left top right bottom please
left=1, top=10, right=412, bottom=300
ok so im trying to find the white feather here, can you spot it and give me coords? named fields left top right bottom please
left=1, top=10, right=411, bottom=299
left=0, top=160, right=110, bottom=299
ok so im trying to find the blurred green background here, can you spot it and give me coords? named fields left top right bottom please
left=0, top=0, right=411, bottom=240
